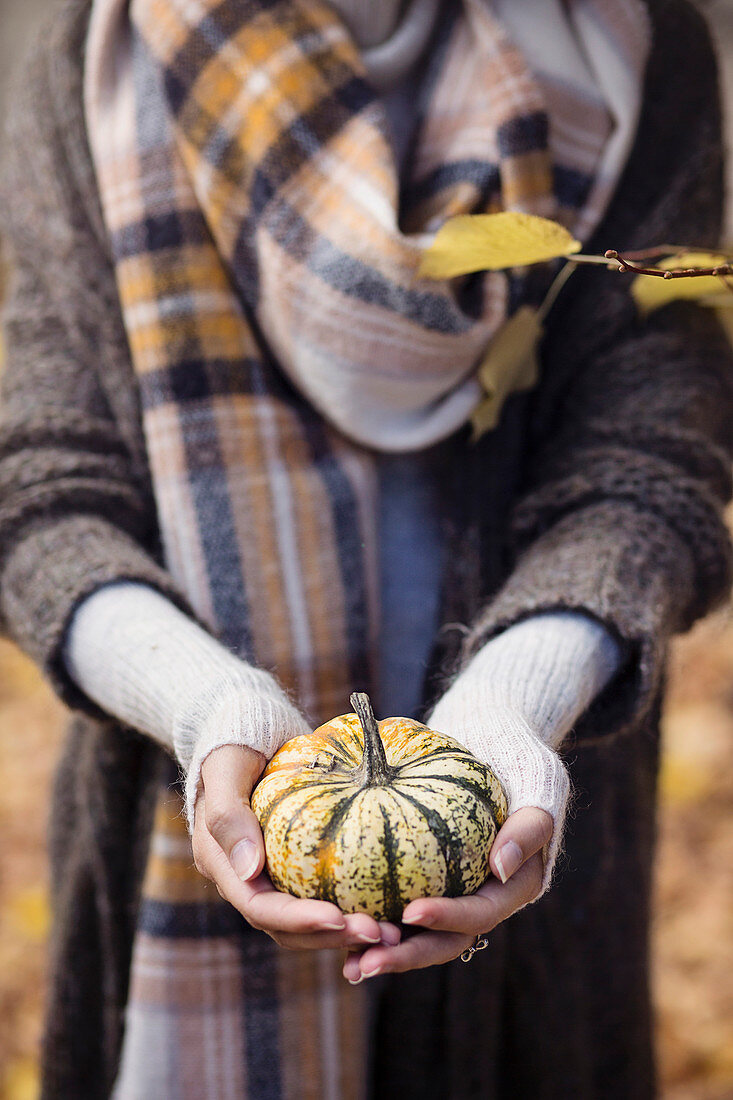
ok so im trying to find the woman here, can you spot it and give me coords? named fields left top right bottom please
left=1, top=0, right=732, bottom=1096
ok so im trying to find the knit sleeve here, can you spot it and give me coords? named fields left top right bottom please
left=461, top=0, right=733, bottom=742
left=0, top=16, right=193, bottom=715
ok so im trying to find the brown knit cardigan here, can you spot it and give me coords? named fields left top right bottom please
left=1, top=1, right=733, bottom=1097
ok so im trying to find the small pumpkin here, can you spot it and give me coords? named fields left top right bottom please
left=251, top=692, right=508, bottom=921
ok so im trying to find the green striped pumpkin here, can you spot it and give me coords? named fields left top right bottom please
left=251, top=692, right=508, bottom=921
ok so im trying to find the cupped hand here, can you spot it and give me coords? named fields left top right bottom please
left=191, top=743, right=401, bottom=952
left=342, top=806, right=551, bottom=983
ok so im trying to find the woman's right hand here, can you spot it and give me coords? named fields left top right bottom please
left=191, top=743, right=401, bottom=952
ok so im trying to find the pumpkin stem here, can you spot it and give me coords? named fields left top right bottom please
left=350, top=692, right=394, bottom=786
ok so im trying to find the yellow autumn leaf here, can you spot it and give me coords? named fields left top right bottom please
left=5, top=886, right=51, bottom=941
left=631, top=252, right=731, bottom=314
left=471, top=306, right=543, bottom=442
left=418, top=212, right=581, bottom=279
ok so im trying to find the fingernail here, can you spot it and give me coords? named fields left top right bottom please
left=230, top=838, right=258, bottom=881
left=402, top=912, right=434, bottom=926
left=495, top=840, right=523, bottom=884
left=356, top=933, right=381, bottom=943
left=322, top=921, right=347, bottom=931
left=361, top=965, right=382, bottom=978
left=347, top=974, right=365, bottom=985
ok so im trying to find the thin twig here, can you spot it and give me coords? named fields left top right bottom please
left=664, top=265, right=733, bottom=280
left=604, top=249, right=733, bottom=280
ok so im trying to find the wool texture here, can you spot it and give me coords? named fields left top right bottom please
left=2, top=0, right=733, bottom=1097
left=64, top=582, right=311, bottom=822
left=83, top=0, right=649, bottom=742
left=79, top=6, right=648, bottom=1081
left=65, top=581, right=618, bottom=860
left=428, top=610, right=621, bottom=889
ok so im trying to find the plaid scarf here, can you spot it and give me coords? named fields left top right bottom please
left=84, top=1, right=650, bottom=1095
left=85, top=0, right=650, bottom=721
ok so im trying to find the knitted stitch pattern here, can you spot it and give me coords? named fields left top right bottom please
left=1, top=1, right=733, bottom=1096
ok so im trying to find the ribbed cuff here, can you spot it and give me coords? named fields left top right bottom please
left=64, top=581, right=313, bottom=827
left=176, top=671, right=312, bottom=826
left=428, top=700, right=570, bottom=894
left=426, top=610, right=619, bottom=892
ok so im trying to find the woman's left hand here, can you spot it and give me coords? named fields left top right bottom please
left=342, top=806, right=551, bottom=982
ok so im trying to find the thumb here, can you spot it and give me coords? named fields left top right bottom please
left=490, top=806, right=554, bottom=884
left=199, top=744, right=267, bottom=881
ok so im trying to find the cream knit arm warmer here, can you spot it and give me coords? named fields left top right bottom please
left=65, top=583, right=621, bottom=886
left=428, top=612, right=621, bottom=892
left=64, top=583, right=311, bottom=825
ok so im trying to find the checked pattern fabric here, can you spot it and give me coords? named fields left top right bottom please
left=83, top=0, right=650, bottom=1095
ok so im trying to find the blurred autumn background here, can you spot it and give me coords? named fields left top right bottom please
left=1, top=1, right=733, bottom=1098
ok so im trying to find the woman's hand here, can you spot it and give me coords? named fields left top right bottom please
left=191, top=743, right=401, bottom=952
left=342, top=806, right=551, bottom=982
